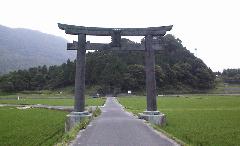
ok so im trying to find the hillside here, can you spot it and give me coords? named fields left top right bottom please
left=0, top=25, right=75, bottom=74
left=0, top=35, right=215, bottom=94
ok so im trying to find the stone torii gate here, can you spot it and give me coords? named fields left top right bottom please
left=58, top=23, right=172, bottom=130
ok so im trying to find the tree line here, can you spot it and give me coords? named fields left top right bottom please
left=222, top=69, right=240, bottom=84
left=0, top=34, right=215, bottom=94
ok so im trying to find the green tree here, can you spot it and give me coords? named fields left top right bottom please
left=123, top=64, right=145, bottom=91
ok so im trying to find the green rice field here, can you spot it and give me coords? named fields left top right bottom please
left=0, top=91, right=106, bottom=146
left=118, top=95, right=240, bottom=146
left=0, top=107, right=67, bottom=146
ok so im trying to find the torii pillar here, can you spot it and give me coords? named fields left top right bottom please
left=75, top=34, right=86, bottom=112
left=145, top=35, right=157, bottom=111
left=138, top=35, right=166, bottom=126
left=65, top=34, right=91, bottom=131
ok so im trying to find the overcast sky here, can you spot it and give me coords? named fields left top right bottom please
left=0, top=0, right=239, bottom=72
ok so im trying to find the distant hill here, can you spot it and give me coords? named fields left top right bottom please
left=0, top=25, right=75, bottom=75
left=0, top=35, right=215, bottom=93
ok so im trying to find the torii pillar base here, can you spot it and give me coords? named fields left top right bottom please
left=139, top=111, right=166, bottom=126
left=65, top=111, right=92, bottom=132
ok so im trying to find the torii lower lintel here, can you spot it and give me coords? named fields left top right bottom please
left=67, top=39, right=165, bottom=51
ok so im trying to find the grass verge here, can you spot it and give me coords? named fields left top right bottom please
left=56, top=118, right=90, bottom=146
left=56, top=107, right=102, bottom=146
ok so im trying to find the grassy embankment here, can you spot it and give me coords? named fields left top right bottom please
left=118, top=95, right=240, bottom=146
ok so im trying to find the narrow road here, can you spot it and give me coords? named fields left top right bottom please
left=71, top=97, right=179, bottom=146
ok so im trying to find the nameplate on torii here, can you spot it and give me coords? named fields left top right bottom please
left=67, top=40, right=165, bottom=51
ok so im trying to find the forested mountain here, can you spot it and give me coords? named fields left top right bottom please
left=0, top=25, right=75, bottom=75
left=84, top=35, right=215, bottom=93
left=0, top=34, right=215, bottom=94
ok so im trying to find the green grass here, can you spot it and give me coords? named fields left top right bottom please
left=0, top=98, right=105, bottom=106
left=0, top=107, right=67, bottom=146
left=118, top=95, right=240, bottom=146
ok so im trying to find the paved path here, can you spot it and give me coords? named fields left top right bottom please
left=71, top=97, right=179, bottom=146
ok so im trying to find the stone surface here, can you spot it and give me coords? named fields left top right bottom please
left=58, top=23, right=173, bottom=36
left=145, top=35, right=157, bottom=111
left=65, top=111, right=91, bottom=132
left=139, top=111, right=166, bottom=126
left=70, top=97, right=178, bottom=146
left=144, top=110, right=161, bottom=115
left=74, top=34, right=86, bottom=112
left=68, top=39, right=164, bottom=51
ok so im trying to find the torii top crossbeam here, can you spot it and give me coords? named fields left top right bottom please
left=58, top=23, right=173, bottom=36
